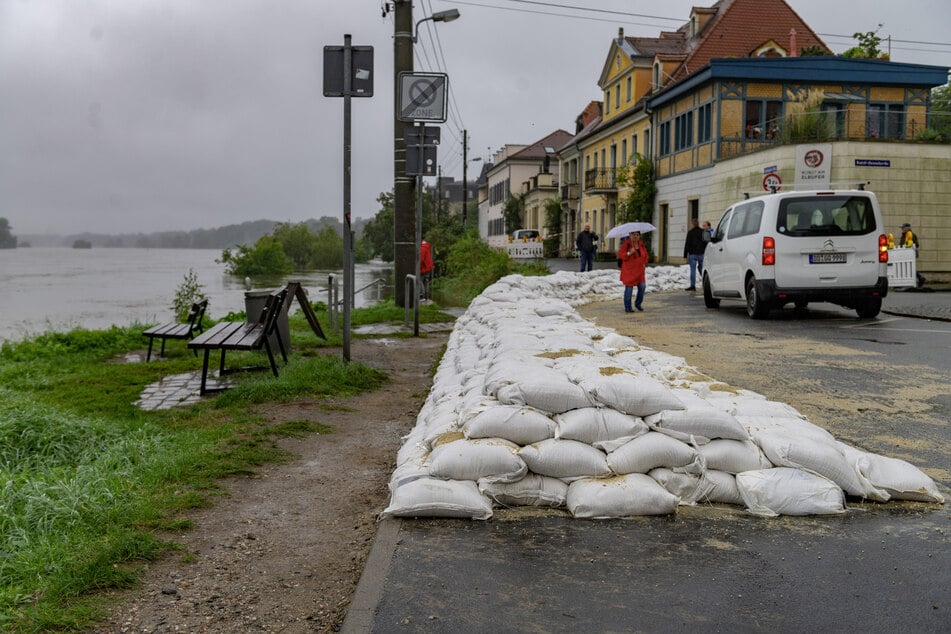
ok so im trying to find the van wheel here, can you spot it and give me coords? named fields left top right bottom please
left=746, top=276, right=771, bottom=319
left=703, top=274, right=719, bottom=308
left=856, top=298, right=882, bottom=319
left=794, top=300, right=809, bottom=310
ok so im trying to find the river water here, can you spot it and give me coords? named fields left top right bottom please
left=0, top=247, right=393, bottom=343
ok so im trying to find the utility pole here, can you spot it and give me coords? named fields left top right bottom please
left=436, top=165, right=443, bottom=222
left=462, top=129, right=469, bottom=228
left=393, top=0, right=414, bottom=308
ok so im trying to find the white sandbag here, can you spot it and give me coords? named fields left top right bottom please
left=464, top=405, right=556, bottom=445
left=607, top=432, right=699, bottom=475
left=575, top=371, right=685, bottom=418
left=478, top=473, right=569, bottom=507
left=736, top=468, right=846, bottom=517
left=554, top=407, right=649, bottom=445
left=648, top=468, right=743, bottom=506
left=427, top=438, right=527, bottom=484
left=597, top=332, right=638, bottom=351
left=698, top=439, right=773, bottom=474
left=699, top=470, right=745, bottom=506
left=855, top=451, right=944, bottom=503
left=518, top=439, right=612, bottom=479
left=646, top=389, right=749, bottom=442
left=567, top=474, right=679, bottom=518
left=381, top=477, right=493, bottom=520
left=754, top=431, right=887, bottom=500
left=649, top=468, right=704, bottom=505
left=496, top=378, right=593, bottom=414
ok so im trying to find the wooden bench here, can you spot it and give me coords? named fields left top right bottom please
left=187, top=289, right=289, bottom=395
left=143, top=299, right=208, bottom=362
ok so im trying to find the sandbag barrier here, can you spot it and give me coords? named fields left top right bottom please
left=382, top=269, right=944, bottom=519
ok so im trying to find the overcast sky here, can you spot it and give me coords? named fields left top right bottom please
left=2, top=0, right=949, bottom=236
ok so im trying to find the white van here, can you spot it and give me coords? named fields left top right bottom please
left=702, top=189, right=889, bottom=319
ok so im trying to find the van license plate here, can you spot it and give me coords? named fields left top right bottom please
left=809, top=253, right=847, bottom=264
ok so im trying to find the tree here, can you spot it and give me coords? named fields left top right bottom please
left=615, top=154, right=657, bottom=223
left=542, top=198, right=563, bottom=257
left=841, top=27, right=889, bottom=60
left=272, top=222, right=319, bottom=269
left=0, top=217, right=16, bottom=249
left=358, top=192, right=396, bottom=262
left=502, top=193, right=525, bottom=235
left=218, top=235, right=293, bottom=276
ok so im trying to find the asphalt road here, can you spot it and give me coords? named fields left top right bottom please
left=344, top=284, right=951, bottom=634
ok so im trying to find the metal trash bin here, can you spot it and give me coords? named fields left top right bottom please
left=245, top=289, right=290, bottom=353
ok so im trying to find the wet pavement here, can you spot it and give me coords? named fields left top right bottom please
left=342, top=271, right=951, bottom=634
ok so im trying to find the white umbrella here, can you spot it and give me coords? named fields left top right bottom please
left=606, top=221, right=657, bottom=239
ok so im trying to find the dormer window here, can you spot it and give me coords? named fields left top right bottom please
left=690, top=15, right=698, bottom=38
left=653, top=61, right=662, bottom=90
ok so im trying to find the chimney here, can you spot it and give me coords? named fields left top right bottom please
left=618, top=27, right=624, bottom=43
left=789, top=28, right=798, bottom=57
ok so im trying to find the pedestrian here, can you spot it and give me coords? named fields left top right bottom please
left=702, top=220, right=714, bottom=242
left=576, top=223, right=599, bottom=272
left=618, top=230, right=649, bottom=312
left=683, top=219, right=706, bottom=291
left=420, top=239, right=434, bottom=300
left=898, top=222, right=926, bottom=287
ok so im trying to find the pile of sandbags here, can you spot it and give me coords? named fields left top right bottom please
left=382, top=272, right=944, bottom=520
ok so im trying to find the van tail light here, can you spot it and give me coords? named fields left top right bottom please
left=762, top=236, right=775, bottom=266
left=878, top=234, right=889, bottom=263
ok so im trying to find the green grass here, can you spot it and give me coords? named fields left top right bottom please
left=0, top=302, right=454, bottom=632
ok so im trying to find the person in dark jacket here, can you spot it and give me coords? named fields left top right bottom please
left=576, top=224, right=598, bottom=272
left=683, top=219, right=707, bottom=291
left=899, top=222, right=926, bottom=287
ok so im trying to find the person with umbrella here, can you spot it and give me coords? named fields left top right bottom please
left=618, top=230, right=649, bottom=312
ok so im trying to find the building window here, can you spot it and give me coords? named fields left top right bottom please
left=653, top=62, right=661, bottom=90
left=615, top=85, right=621, bottom=110
left=604, top=90, right=610, bottom=115
left=745, top=100, right=783, bottom=139
left=626, top=76, right=632, bottom=102
left=631, top=134, right=638, bottom=160
left=674, top=112, right=694, bottom=151
left=867, top=103, right=905, bottom=139
left=697, top=103, right=712, bottom=143
left=621, top=139, right=627, bottom=164
left=644, top=129, right=651, bottom=157
left=659, top=121, right=671, bottom=156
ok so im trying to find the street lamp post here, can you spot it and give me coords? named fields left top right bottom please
left=392, top=3, right=460, bottom=308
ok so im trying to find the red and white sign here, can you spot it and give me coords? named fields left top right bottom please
left=763, top=173, right=783, bottom=191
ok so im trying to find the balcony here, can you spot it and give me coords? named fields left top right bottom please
left=561, top=183, right=580, bottom=203
left=584, top=168, right=618, bottom=193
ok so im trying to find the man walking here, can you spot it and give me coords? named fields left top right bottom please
left=683, top=219, right=706, bottom=291
left=576, top=223, right=598, bottom=272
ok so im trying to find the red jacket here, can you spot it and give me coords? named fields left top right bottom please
left=420, top=241, right=434, bottom=275
left=618, top=237, right=648, bottom=286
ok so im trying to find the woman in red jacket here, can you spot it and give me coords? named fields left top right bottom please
left=618, top=231, right=649, bottom=312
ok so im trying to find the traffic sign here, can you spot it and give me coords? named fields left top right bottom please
left=399, top=72, right=448, bottom=122
left=763, top=173, right=782, bottom=191
left=323, top=45, right=374, bottom=97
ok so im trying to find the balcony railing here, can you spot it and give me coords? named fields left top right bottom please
left=561, top=183, right=580, bottom=202
left=584, top=168, right=617, bottom=192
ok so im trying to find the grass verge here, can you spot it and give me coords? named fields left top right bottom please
left=0, top=302, right=453, bottom=632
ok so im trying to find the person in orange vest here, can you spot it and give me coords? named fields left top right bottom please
left=420, top=239, right=435, bottom=300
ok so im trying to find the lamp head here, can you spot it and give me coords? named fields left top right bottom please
left=432, top=8, right=460, bottom=23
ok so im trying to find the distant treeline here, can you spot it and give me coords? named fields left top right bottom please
left=18, top=217, right=368, bottom=249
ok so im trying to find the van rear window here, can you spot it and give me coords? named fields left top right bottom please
left=777, top=196, right=876, bottom=236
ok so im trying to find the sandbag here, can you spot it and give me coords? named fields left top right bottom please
left=478, top=473, right=569, bottom=508
left=496, top=379, right=593, bottom=414
left=698, top=439, right=772, bottom=474
left=381, top=477, right=493, bottom=520
left=427, top=438, right=527, bottom=484
left=574, top=371, right=685, bottom=417
left=554, top=407, right=648, bottom=445
left=518, top=438, right=612, bottom=480
left=464, top=405, right=556, bottom=445
left=755, top=431, right=887, bottom=501
left=737, top=468, right=846, bottom=517
left=645, top=389, right=748, bottom=442
left=607, top=432, right=699, bottom=475
left=699, top=470, right=745, bottom=506
left=567, top=474, right=679, bottom=518
left=854, top=450, right=944, bottom=503
left=649, top=468, right=743, bottom=506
